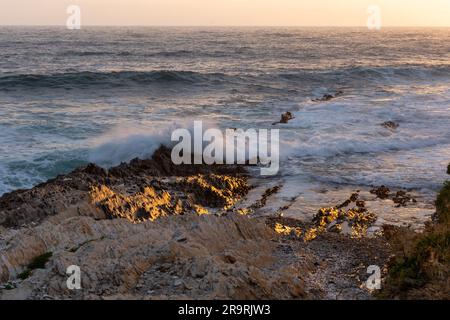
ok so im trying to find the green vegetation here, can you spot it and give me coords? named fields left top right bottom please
left=17, top=252, right=53, bottom=280
left=436, top=181, right=450, bottom=224
left=3, top=282, right=16, bottom=290
left=380, top=178, right=450, bottom=299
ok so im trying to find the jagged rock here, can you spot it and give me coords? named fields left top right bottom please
left=304, top=206, right=376, bottom=241
left=0, top=146, right=247, bottom=228
left=370, top=186, right=416, bottom=207
left=249, top=185, right=281, bottom=210
left=272, top=112, right=294, bottom=125
left=183, top=174, right=249, bottom=209
left=312, top=91, right=344, bottom=102
left=0, top=145, right=320, bottom=300
left=370, top=186, right=390, bottom=199
left=392, top=190, right=417, bottom=207
left=381, top=121, right=399, bottom=130
left=300, top=192, right=377, bottom=241
left=0, top=145, right=409, bottom=300
left=83, top=164, right=107, bottom=176
left=337, top=192, right=359, bottom=209
left=356, top=200, right=366, bottom=208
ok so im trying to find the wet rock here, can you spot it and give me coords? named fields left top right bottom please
left=312, top=91, right=344, bottom=102
left=184, top=174, right=249, bottom=210
left=337, top=192, right=359, bottom=209
left=249, top=185, right=281, bottom=210
left=370, top=186, right=416, bottom=207
left=392, top=190, right=417, bottom=207
left=305, top=206, right=376, bottom=241
left=273, top=112, right=294, bottom=125
left=90, top=185, right=179, bottom=222
left=381, top=121, right=399, bottom=130
left=83, top=163, right=107, bottom=176
left=0, top=146, right=248, bottom=228
left=356, top=200, right=366, bottom=208
left=370, top=186, right=390, bottom=200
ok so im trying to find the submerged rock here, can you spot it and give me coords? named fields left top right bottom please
left=370, top=185, right=391, bottom=200
left=392, top=190, right=417, bottom=207
left=312, top=91, right=344, bottom=102
left=370, top=186, right=416, bottom=207
left=273, top=111, right=295, bottom=125
left=249, top=185, right=281, bottom=210
left=381, top=121, right=400, bottom=130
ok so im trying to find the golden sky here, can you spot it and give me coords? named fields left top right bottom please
left=1, top=0, right=449, bottom=26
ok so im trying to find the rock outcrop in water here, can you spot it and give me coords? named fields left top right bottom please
left=272, top=111, right=295, bottom=125
left=381, top=121, right=400, bottom=130
left=312, top=91, right=344, bottom=102
left=370, top=186, right=416, bottom=207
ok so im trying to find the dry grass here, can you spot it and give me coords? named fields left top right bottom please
left=380, top=181, right=450, bottom=300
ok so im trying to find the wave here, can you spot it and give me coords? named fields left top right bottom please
left=60, top=50, right=133, bottom=57
left=87, top=120, right=219, bottom=167
left=280, top=133, right=450, bottom=160
left=87, top=125, right=174, bottom=167
left=277, top=64, right=450, bottom=83
left=0, top=70, right=228, bottom=90
left=1, top=64, right=448, bottom=91
left=59, top=50, right=200, bottom=58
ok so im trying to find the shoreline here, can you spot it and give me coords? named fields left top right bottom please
left=0, top=146, right=448, bottom=299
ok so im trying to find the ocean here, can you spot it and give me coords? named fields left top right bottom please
left=0, top=27, right=449, bottom=205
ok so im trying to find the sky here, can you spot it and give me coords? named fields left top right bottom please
left=0, top=0, right=449, bottom=27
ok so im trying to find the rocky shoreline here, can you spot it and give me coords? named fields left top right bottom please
left=0, top=146, right=448, bottom=300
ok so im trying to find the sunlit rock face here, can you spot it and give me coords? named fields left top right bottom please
left=89, top=173, right=249, bottom=223
left=0, top=146, right=248, bottom=228
left=0, top=146, right=313, bottom=300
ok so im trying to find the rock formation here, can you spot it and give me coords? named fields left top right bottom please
left=0, top=146, right=313, bottom=300
left=312, top=91, right=344, bottom=102
left=1, top=146, right=446, bottom=300
left=272, top=112, right=295, bottom=125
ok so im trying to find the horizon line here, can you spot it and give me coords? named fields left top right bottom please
left=1, top=24, right=450, bottom=28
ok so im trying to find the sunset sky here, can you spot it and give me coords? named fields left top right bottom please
left=1, top=0, right=449, bottom=26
